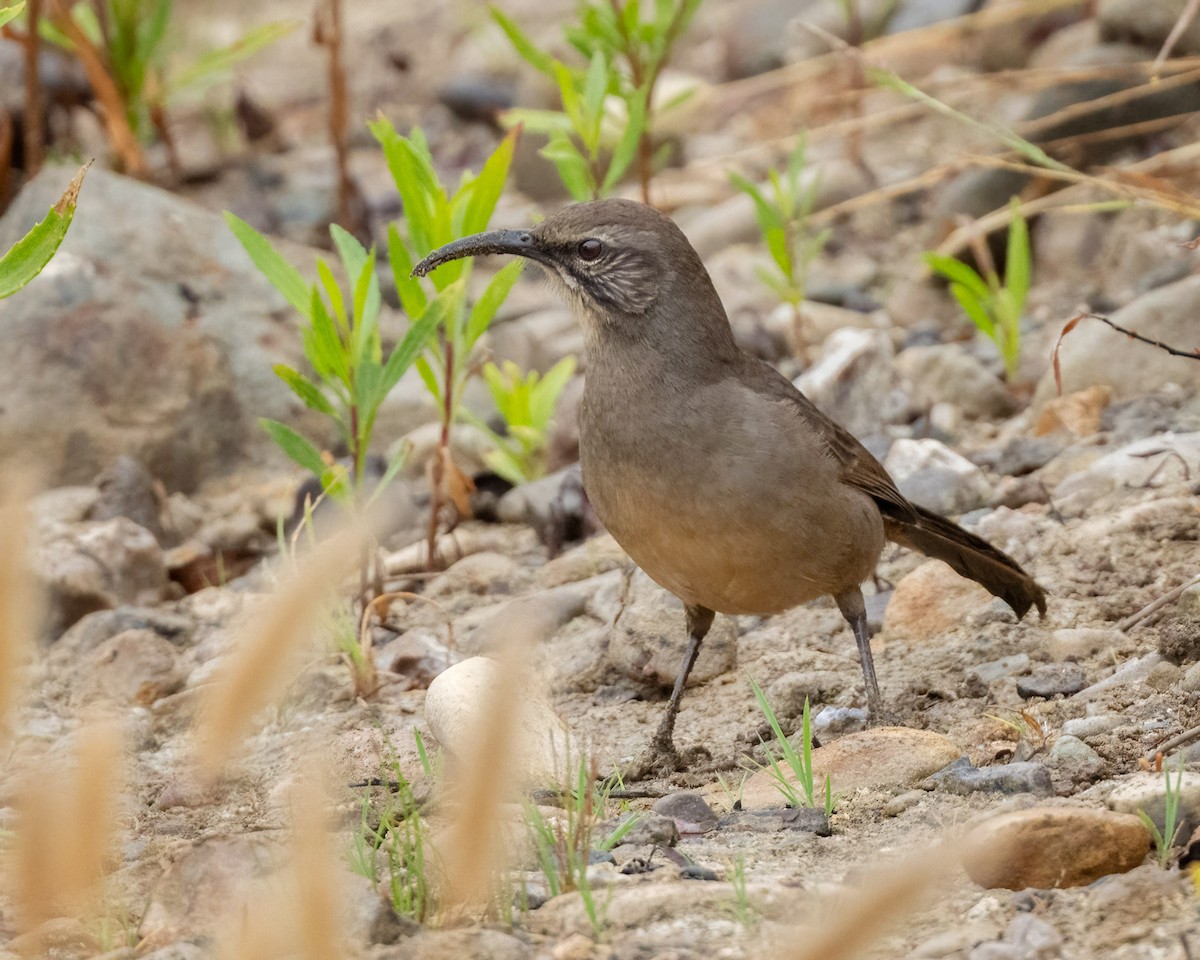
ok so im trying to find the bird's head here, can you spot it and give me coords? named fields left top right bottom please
left=412, top=198, right=707, bottom=327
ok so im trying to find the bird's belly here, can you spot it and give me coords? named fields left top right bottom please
left=588, top=465, right=885, bottom=615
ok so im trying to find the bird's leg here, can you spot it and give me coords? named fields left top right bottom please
left=650, top=603, right=714, bottom=756
left=835, top=587, right=884, bottom=721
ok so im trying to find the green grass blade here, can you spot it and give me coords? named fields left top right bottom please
left=226, top=212, right=312, bottom=318
left=260, top=418, right=327, bottom=477
left=0, top=2, right=27, bottom=29
left=0, top=164, right=86, bottom=300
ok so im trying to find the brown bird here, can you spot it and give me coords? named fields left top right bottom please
left=414, top=198, right=1046, bottom=771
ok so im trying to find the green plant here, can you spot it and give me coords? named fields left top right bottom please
left=226, top=212, right=446, bottom=505
left=746, top=676, right=833, bottom=816
left=729, top=135, right=831, bottom=355
left=477, top=356, right=576, bottom=485
left=1137, top=757, right=1186, bottom=869
left=372, top=120, right=522, bottom=562
left=349, top=739, right=433, bottom=922
left=726, top=855, right=754, bottom=928
left=0, top=1, right=24, bottom=29
left=924, top=197, right=1030, bottom=382
left=40, top=1, right=293, bottom=147
left=522, top=754, right=638, bottom=939
left=493, top=0, right=702, bottom=203
left=0, top=164, right=86, bottom=299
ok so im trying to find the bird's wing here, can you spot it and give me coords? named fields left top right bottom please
left=745, top=359, right=919, bottom=523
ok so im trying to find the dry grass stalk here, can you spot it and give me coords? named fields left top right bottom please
left=23, top=0, right=43, bottom=175
left=0, top=473, right=39, bottom=749
left=1153, top=0, right=1200, bottom=76
left=10, top=719, right=124, bottom=933
left=770, top=840, right=968, bottom=960
left=435, top=617, right=530, bottom=919
left=49, top=0, right=145, bottom=176
left=194, top=518, right=371, bottom=776
left=291, top=762, right=343, bottom=960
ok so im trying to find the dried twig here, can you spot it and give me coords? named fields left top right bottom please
left=23, top=0, right=43, bottom=174
left=314, top=0, right=354, bottom=228
left=1153, top=0, right=1200, bottom=77
left=1148, top=724, right=1200, bottom=762
left=1053, top=311, right=1200, bottom=396
left=1119, top=573, right=1200, bottom=632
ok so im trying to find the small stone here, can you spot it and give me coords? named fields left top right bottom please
left=1049, top=735, right=1104, bottom=771
left=536, top=533, right=629, bottom=588
left=922, top=758, right=1054, bottom=796
left=652, top=792, right=718, bottom=835
left=883, top=438, right=991, bottom=516
left=883, top=790, right=925, bottom=816
left=1060, top=715, right=1121, bottom=739
left=780, top=807, right=832, bottom=834
left=1180, top=583, right=1200, bottom=618
left=795, top=328, right=910, bottom=436
left=740, top=727, right=963, bottom=809
left=600, top=812, right=678, bottom=848
left=425, top=656, right=577, bottom=786
left=1157, top=617, right=1200, bottom=666
left=1017, top=663, right=1087, bottom=700
left=1075, top=653, right=1164, bottom=702
left=1181, top=661, right=1200, bottom=693
left=1146, top=660, right=1182, bottom=691
left=811, top=705, right=868, bottom=740
left=894, top=343, right=1016, bottom=420
left=80, top=629, right=185, bottom=705
left=1047, top=628, right=1121, bottom=662
left=1004, top=913, right=1063, bottom=956
left=425, top=551, right=525, bottom=600
left=1106, top=771, right=1200, bottom=840
left=766, top=670, right=848, bottom=716
left=884, top=560, right=995, bottom=640
left=967, top=655, right=1031, bottom=685
left=962, top=807, right=1150, bottom=889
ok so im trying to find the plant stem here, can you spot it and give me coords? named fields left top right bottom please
left=23, top=0, right=43, bottom=175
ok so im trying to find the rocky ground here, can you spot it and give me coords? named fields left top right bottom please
left=2, top=0, right=1200, bottom=957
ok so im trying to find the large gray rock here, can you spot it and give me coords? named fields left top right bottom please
left=0, top=166, right=344, bottom=491
left=1034, top=274, right=1200, bottom=407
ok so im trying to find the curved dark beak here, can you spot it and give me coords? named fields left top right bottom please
left=411, top=228, right=549, bottom=277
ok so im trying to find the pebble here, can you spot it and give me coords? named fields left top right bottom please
left=1074, top=653, right=1163, bottom=703
left=1017, top=664, right=1086, bottom=700
left=766, top=670, right=848, bottom=717
left=882, top=790, right=926, bottom=816
left=652, top=792, right=719, bottom=836
left=425, top=551, right=526, bottom=600
left=536, top=533, right=628, bottom=588
left=811, top=705, right=868, bottom=740
left=962, top=807, right=1150, bottom=889
left=894, top=343, right=1016, bottom=420
left=884, top=437, right=992, bottom=516
left=80, top=629, right=186, bottom=705
left=740, top=727, right=963, bottom=809
left=1060, top=715, right=1121, bottom=739
left=424, top=656, right=577, bottom=786
left=967, top=655, right=1031, bottom=685
left=1106, top=771, right=1200, bottom=840
left=1046, top=628, right=1121, bottom=662
left=883, top=560, right=995, bottom=640
left=795, top=328, right=910, bottom=437
left=1048, top=735, right=1104, bottom=771
left=1052, top=433, right=1200, bottom=515
left=601, top=812, right=679, bottom=848
left=921, top=758, right=1053, bottom=797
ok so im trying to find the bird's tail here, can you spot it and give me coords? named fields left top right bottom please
left=883, top=504, right=1047, bottom=619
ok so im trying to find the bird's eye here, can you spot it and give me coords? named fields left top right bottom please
left=577, top=238, right=603, bottom=261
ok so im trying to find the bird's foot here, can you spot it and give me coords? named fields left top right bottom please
left=618, top=734, right=707, bottom=782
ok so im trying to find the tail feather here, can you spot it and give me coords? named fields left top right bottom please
left=883, top=504, right=1047, bottom=619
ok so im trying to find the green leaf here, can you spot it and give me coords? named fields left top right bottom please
left=350, top=249, right=381, bottom=367
left=0, top=164, right=86, bottom=300
left=462, top=126, right=518, bottom=236
left=582, top=52, right=608, bottom=142
left=601, top=87, right=646, bottom=195
left=377, top=280, right=464, bottom=399
left=950, top=282, right=995, bottom=338
left=170, top=20, right=298, bottom=96
left=466, top=259, right=525, bottom=350
left=272, top=364, right=337, bottom=417
left=483, top=446, right=528, bottom=486
left=764, top=225, right=790, bottom=280
left=923, top=252, right=990, bottom=302
left=316, top=259, right=348, bottom=333
left=490, top=5, right=557, bottom=77
left=497, top=107, right=575, bottom=137
left=554, top=61, right=585, bottom=136
left=308, top=287, right=350, bottom=387
left=260, top=418, right=328, bottom=478
left=0, top=2, right=26, bottom=29
left=1005, top=199, right=1031, bottom=313
left=387, top=225, right=429, bottom=320
left=135, top=0, right=172, bottom=73
left=226, top=212, right=312, bottom=319
left=529, top=355, right=576, bottom=429
left=414, top=355, right=443, bottom=405
left=542, top=135, right=594, bottom=201
left=370, top=120, right=446, bottom=258
left=331, top=223, right=369, bottom=284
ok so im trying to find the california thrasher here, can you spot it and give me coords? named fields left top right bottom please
left=414, top=198, right=1047, bottom=770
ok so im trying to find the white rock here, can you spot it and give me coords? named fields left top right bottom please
left=1053, top=432, right=1200, bottom=514
left=883, top=438, right=991, bottom=515
left=425, top=656, right=578, bottom=786
left=796, top=328, right=909, bottom=437
left=894, top=343, right=1015, bottom=420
